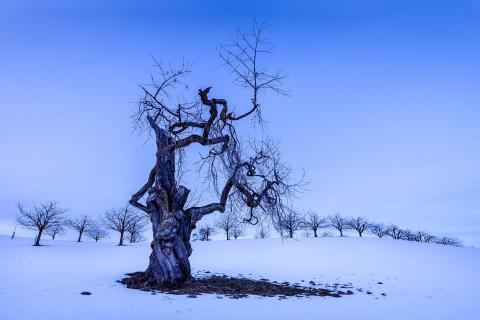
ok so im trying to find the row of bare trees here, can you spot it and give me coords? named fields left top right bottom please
left=192, top=209, right=462, bottom=247
left=15, top=201, right=148, bottom=246
left=192, top=208, right=270, bottom=241
left=275, top=211, right=462, bottom=246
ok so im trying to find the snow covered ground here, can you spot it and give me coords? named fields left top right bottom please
left=1, top=235, right=479, bottom=320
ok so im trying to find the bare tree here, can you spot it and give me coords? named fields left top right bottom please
left=231, top=222, right=245, bottom=240
left=328, top=214, right=349, bottom=237
left=348, top=217, right=371, bottom=237
left=102, top=205, right=137, bottom=246
left=412, top=230, right=430, bottom=242
left=45, top=223, right=65, bottom=240
left=17, top=201, right=67, bottom=246
left=197, top=224, right=215, bottom=241
left=255, top=220, right=270, bottom=239
left=386, top=225, right=403, bottom=240
left=67, top=215, right=94, bottom=242
left=304, top=212, right=328, bottom=237
left=127, top=213, right=147, bottom=243
left=277, top=208, right=305, bottom=238
left=215, top=210, right=238, bottom=240
left=87, top=223, right=109, bottom=242
left=128, top=23, right=302, bottom=286
left=368, top=223, right=388, bottom=238
left=400, top=229, right=417, bottom=241
left=423, top=233, right=437, bottom=243
left=435, top=236, right=462, bottom=247
left=11, top=226, right=16, bottom=239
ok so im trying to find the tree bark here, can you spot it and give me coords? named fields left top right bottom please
left=77, top=231, right=83, bottom=242
left=133, top=122, right=196, bottom=287
left=313, top=229, right=318, bottom=237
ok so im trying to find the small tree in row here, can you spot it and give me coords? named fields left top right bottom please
left=348, top=217, right=371, bottom=237
left=231, top=223, right=245, bottom=240
left=215, top=210, right=239, bottom=240
left=127, top=213, right=147, bottom=243
left=255, top=221, right=270, bottom=239
left=45, top=223, right=66, bottom=240
left=88, top=223, right=109, bottom=242
left=67, top=215, right=95, bottom=242
left=277, top=208, right=305, bottom=238
left=369, top=223, right=388, bottom=238
left=196, top=224, right=215, bottom=241
left=305, top=212, right=328, bottom=237
left=17, top=201, right=67, bottom=246
left=328, top=214, right=349, bottom=237
left=102, top=205, right=140, bottom=246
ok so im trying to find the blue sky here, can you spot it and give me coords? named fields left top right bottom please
left=1, top=0, right=479, bottom=245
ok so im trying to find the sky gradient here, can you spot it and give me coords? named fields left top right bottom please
left=1, top=0, right=479, bottom=245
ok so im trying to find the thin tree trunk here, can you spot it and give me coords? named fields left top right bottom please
left=313, top=229, right=318, bottom=237
left=119, top=230, right=124, bottom=246
left=34, top=228, right=43, bottom=246
left=77, top=231, right=83, bottom=242
left=339, top=229, right=343, bottom=237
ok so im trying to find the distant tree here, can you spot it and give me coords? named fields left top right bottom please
left=422, top=233, right=437, bottom=243
left=102, top=205, right=137, bottom=246
left=348, top=217, right=371, bottom=237
left=435, top=236, right=462, bottom=247
left=197, top=224, right=215, bottom=241
left=11, top=226, right=16, bottom=239
left=412, top=230, right=430, bottom=242
left=321, top=231, right=333, bottom=238
left=231, top=223, right=245, bottom=240
left=17, top=201, right=67, bottom=246
left=328, top=213, right=349, bottom=237
left=215, top=210, right=238, bottom=240
left=45, top=223, right=65, bottom=240
left=67, top=215, right=94, bottom=242
left=304, top=212, right=328, bottom=237
left=386, top=225, right=403, bottom=240
left=191, top=231, right=199, bottom=241
left=87, top=223, right=109, bottom=242
left=255, top=221, right=270, bottom=239
left=127, top=213, right=147, bottom=243
left=400, top=229, right=417, bottom=241
left=277, top=209, right=305, bottom=238
left=368, top=223, right=388, bottom=238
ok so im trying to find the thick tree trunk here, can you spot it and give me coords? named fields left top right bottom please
left=313, top=229, right=318, bottom=237
left=77, top=231, right=83, bottom=242
left=339, top=229, right=343, bottom=237
left=137, top=126, right=196, bottom=287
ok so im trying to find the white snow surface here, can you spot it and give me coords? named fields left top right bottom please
left=1, top=235, right=479, bottom=319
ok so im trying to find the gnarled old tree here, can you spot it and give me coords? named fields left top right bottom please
left=129, top=23, right=300, bottom=286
